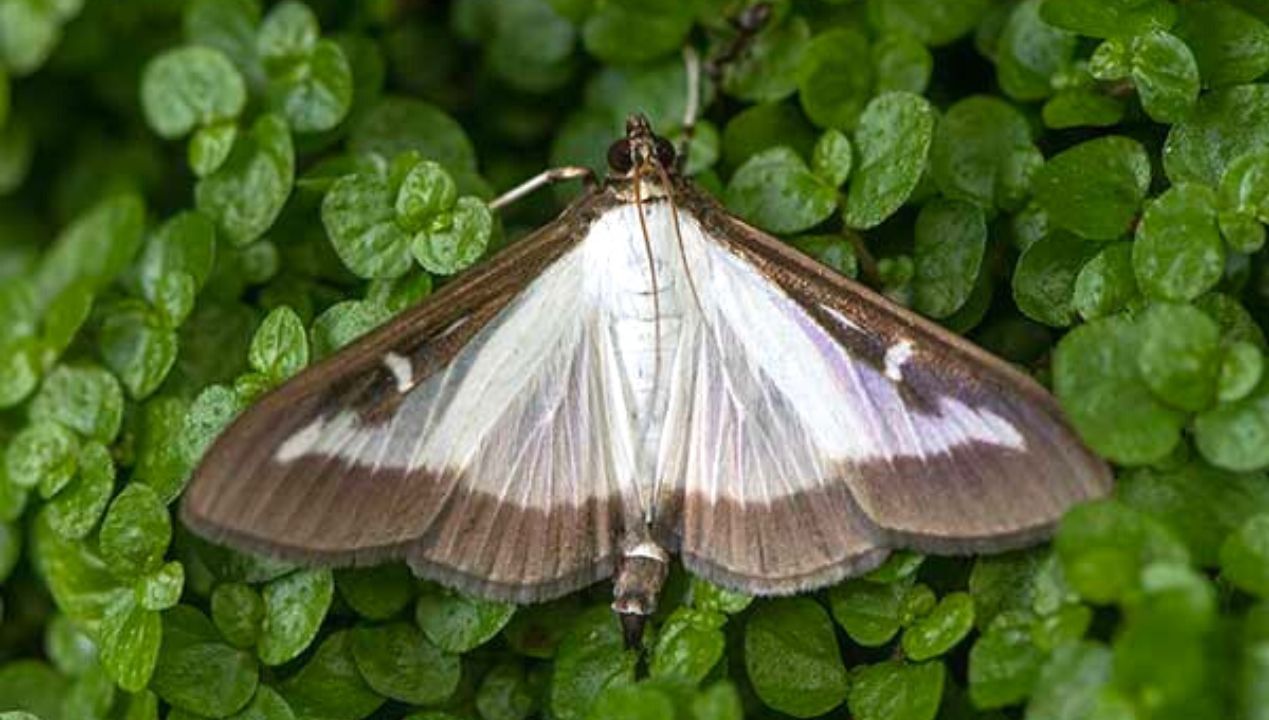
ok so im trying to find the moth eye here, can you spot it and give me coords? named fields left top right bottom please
left=607, top=139, right=634, bottom=173
left=654, top=137, right=676, bottom=168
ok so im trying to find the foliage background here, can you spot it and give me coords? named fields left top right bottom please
left=1, top=0, right=1269, bottom=719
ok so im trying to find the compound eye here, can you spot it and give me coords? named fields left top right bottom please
left=607, top=139, right=634, bottom=173
left=653, top=137, right=676, bottom=167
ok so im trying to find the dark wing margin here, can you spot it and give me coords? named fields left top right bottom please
left=181, top=190, right=623, bottom=604
left=668, top=186, right=1112, bottom=594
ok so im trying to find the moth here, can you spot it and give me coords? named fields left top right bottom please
left=182, top=115, right=1111, bottom=647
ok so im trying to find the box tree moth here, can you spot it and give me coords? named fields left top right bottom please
left=182, top=114, right=1112, bottom=648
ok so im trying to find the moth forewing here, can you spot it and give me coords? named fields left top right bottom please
left=182, top=116, right=1112, bottom=650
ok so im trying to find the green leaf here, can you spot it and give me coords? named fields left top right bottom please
left=581, top=0, right=693, bottom=65
left=503, top=597, right=581, bottom=659
left=688, top=577, right=752, bottom=615
left=36, top=193, right=146, bottom=303
left=847, top=660, right=944, bottom=720
left=811, top=129, right=853, bottom=188
left=411, top=196, right=493, bottom=275
left=278, top=631, right=383, bottom=720
left=1220, top=149, right=1269, bottom=223
left=0, top=661, right=68, bottom=720
left=1130, top=30, right=1200, bottom=123
left=7, top=420, right=78, bottom=494
left=867, top=0, right=990, bottom=46
left=140, top=561, right=185, bottom=611
left=1133, top=184, right=1225, bottom=302
left=100, top=595, right=161, bottom=692
left=396, top=161, right=458, bottom=231
left=179, top=383, right=244, bottom=468
left=912, top=199, right=987, bottom=319
left=311, top=300, right=385, bottom=357
left=967, top=611, right=1043, bottom=708
left=586, top=683, right=676, bottom=720
left=721, top=102, right=816, bottom=171
left=44, top=441, right=114, bottom=540
left=1165, top=84, right=1269, bottom=186
left=44, top=613, right=99, bottom=676
left=476, top=662, right=536, bottom=720
left=1055, top=499, right=1189, bottom=604
left=151, top=605, right=259, bottom=717
left=1040, top=0, right=1178, bottom=39
left=258, top=569, right=333, bottom=665
left=725, top=147, right=838, bottom=234
left=141, top=46, right=246, bottom=139
left=722, top=15, right=808, bottom=103
left=1034, top=136, right=1150, bottom=241
left=997, top=0, right=1077, bottom=101
left=797, top=28, right=873, bottom=131
left=828, top=576, right=911, bottom=647
left=902, top=592, right=975, bottom=661
left=351, top=98, right=478, bottom=177
left=257, top=1, right=318, bottom=63
left=322, top=172, right=414, bottom=279
left=930, top=95, right=1041, bottom=212
left=248, top=306, right=308, bottom=383
left=649, top=607, right=726, bottom=682
left=349, top=621, right=460, bottom=704
left=1025, top=641, right=1112, bottom=720
left=1042, top=87, right=1126, bottom=130
left=189, top=121, right=238, bottom=178
left=99, top=483, right=170, bottom=579
left=99, top=300, right=178, bottom=400
left=30, top=365, right=123, bottom=443
left=1073, top=242, right=1139, bottom=321
left=843, top=92, right=936, bottom=230
left=1195, top=379, right=1269, bottom=472
left=139, top=211, right=217, bottom=304
left=212, top=582, right=265, bottom=649
left=745, top=598, right=849, bottom=718
left=1054, top=315, right=1186, bottom=464
left=267, top=39, right=353, bottom=134
left=1219, top=340, right=1264, bottom=402
left=415, top=584, right=515, bottom=653
left=1118, top=460, right=1269, bottom=567
left=549, top=605, right=638, bottom=720
left=873, top=32, right=933, bottom=95
left=0, top=340, right=39, bottom=409
left=34, top=513, right=130, bottom=635
left=1137, top=302, right=1222, bottom=411
left=1012, top=232, right=1103, bottom=328
left=42, top=282, right=94, bottom=359
left=1175, top=1, right=1269, bottom=87
left=335, top=564, right=416, bottom=620
left=196, top=113, right=295, bottom=247
left=133, top=396, right=191, bottom=504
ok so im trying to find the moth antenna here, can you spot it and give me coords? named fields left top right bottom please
left=489, top=166, right=597, bottom=211
left=631, top=165, right=664, bottom=464
left=654, top=162, right=705, bottom=317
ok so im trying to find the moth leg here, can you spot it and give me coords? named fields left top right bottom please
left=488, top=166, right=596, bottom=211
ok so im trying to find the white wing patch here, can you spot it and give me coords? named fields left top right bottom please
left=884, top=341, right=913, bottom=382
left=383, top=352, right=413, bottom=392
left=659, top=208, right=1026, bottom=504
left=273, top=199, right=1025, bottom=513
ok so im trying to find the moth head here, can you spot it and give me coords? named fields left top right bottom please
left=607, top=113, right=676, bottom=178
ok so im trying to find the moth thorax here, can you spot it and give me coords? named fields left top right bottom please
left=612, top=540, right=669, bottom=648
